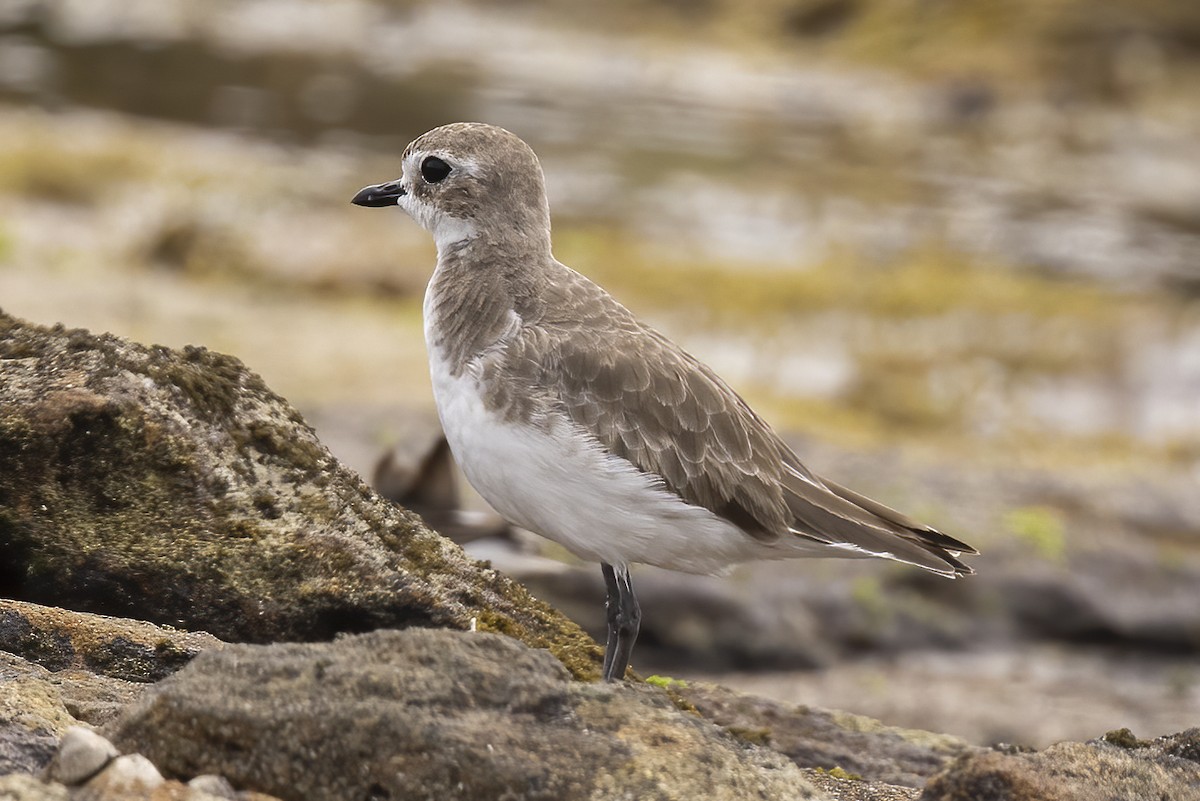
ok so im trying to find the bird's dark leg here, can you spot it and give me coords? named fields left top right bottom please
left=600, top=562, right=640, bottom=682
left=601, top=563, right=620, bottom=679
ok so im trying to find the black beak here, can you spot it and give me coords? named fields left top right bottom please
left=351, top=180, right=406, bottom=207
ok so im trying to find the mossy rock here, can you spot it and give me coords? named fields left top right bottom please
left=105, top=628, right=823, bottom=801
left=0, top=310, right=600, bottom=679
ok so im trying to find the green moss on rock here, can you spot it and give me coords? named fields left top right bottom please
left=0, top=310, right=601, bottom=679
left=1104, top=727, right=1150, bottom=749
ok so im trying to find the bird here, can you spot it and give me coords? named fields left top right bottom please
left=352, top=122, right=976, bottom=682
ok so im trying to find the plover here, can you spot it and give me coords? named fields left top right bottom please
left=353, top=122, right=976, bottom=682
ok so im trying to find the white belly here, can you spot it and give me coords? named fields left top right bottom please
left=424, top=348, right=768, bottom=574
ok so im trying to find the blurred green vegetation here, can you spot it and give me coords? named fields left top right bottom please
left=1003, top=505, right=1068, bottom=563
left=557, top=229, right=1132, bottom=322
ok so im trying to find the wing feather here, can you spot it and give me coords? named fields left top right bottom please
left=507, top=265, right=974, bottom=573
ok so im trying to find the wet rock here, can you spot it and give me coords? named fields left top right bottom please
left=105, top=628, right=826, bottom=801
left=0, top=600, right=224, bottom=683
left=677, top=682, right=976, bottom=788
left=1159, top=728, right=1200, bottom=763
left=920, top=730, right=1200, bottom=801
left=0, top=311, right=600, bottom=679
left=44, top=726, right=117, bottom=785
left=991, top=538, right=1200, bottom=651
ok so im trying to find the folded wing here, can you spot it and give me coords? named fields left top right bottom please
left=526, top=267, right=976, bottom=576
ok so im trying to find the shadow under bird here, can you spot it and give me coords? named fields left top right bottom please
left=353, top=122, right=977, bottom=682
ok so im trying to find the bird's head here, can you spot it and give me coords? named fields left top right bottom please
left=352, top=122, right=551, bottom=254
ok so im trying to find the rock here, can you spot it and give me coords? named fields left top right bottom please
left=0, top=311, right=599, bottom=679
left=49, top=669, right=143, bottom=730
left=805, top=770, right=921, bottom=801
left=676, top=681, right=976, bottom=788
left=0, top=599, right=224, bottom=683
left=44, top=726, right=117, bottom=785
left=105, top=628, right=827, bottom=801
left=920, top=729, right=1200, bottom=801
left=70, top=759, right=256, bottom=800
left=0, top=600, right=239, bottom=733
left=82, top=754, right=163, bottom=795
left=186, top=774, right=237, bottom=798
left=0, top=651, right=143, bottom=775
left=0, top=654, right=77, bottom=774
left=1159, top=728, right=1200, bottom=763
left=0, top=773, right=69, bottom=800
left=994, top=548, right=1200, bottom=650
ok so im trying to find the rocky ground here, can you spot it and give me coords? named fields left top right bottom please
left=313, top=400, right=1200, bottom=748
left=3, top=309, right=1200, bottom=801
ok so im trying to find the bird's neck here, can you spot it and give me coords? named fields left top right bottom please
left=424, top=234, right=553, bottom=374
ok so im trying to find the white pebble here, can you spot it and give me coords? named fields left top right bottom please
left=86, top=753, right=164, bottom=793
left=187, top=774, right=238, bottom=799
left=45, top=726, right=118, bottom=785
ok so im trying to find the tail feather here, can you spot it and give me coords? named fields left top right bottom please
left=781, top=464, right=975, bottom=577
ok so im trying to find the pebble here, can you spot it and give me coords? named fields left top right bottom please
left=85, top=753, right=165, bottom=793
left=45, top=725, right=118, bottom=785
left=188, top=774, right=239, bottom=799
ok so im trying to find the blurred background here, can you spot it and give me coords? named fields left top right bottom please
left=1, top=0, right=1199, bottom=748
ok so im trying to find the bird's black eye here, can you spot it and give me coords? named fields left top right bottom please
left=421, top=156, right=452, bottom=184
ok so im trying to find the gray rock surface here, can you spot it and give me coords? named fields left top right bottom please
left=105, top=628, right=825, bottom=801
left=676, top=681, right=977, bottom=788
left=0, top=311, right=599, bottom=679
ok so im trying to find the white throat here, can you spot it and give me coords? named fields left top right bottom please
left=432, top=216, right=478, bottom=253
left=395, top=191, right=477, bottom=254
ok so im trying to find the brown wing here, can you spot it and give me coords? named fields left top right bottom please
left=510, top=269, right=793, bottom=542
left=505, top=265, right=976, bottom=574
